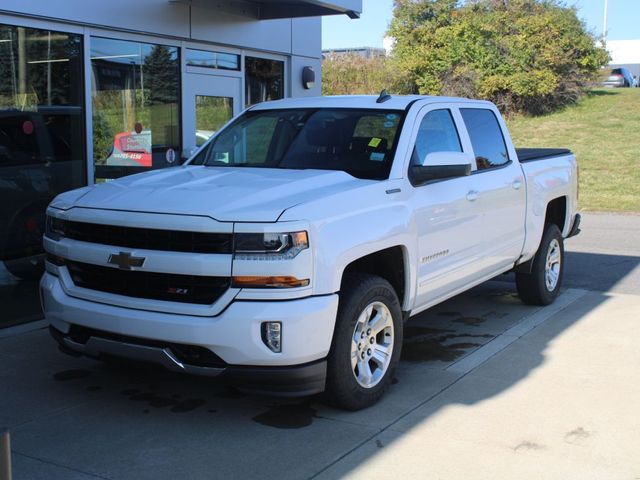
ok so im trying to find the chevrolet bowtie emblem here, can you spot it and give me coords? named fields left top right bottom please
left=108, top=252, right=146, bottom=270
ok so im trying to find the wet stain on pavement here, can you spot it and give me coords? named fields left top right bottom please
left=215, top=387, right=248, bottom=399
left=86, top=385, right=102, bottom=392
left=121, top=388, right=206, bottom=413
left=402, top=340, right=480, bottom=362
left=404, top=326, right=455, bottom=338
left=564, top=427, right=591, bottom=445
left=437, top=311, right=461, bottom=317
left=53, top=369, right=92, bottom=381
left=252, top=403, right=317, bottom=429
left=513, top=441, right=546, bottom=452
left=453, top=316, right=486, bottom=327
left=391, top=377, right=399, bottom=385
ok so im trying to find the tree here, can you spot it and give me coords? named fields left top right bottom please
left=388, top=0, right=609, bottom=114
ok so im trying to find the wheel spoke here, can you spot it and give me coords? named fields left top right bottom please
left=357, top=359, right=373, bottom=385
left=351, top=347, right=359, bottom=370
left=371, top=344, right=391, bottom=369
left=368, top=309, right=391, bottom=334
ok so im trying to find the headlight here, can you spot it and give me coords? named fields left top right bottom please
left=233, top=231, right=308, bottom=260
left=45, top=215, right=65, bottom=240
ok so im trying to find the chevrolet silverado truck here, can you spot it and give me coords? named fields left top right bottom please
left=41, top=94, right=580, bottom=410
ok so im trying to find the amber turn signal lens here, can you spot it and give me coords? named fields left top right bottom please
left=232, top=276, right=310, bottom=288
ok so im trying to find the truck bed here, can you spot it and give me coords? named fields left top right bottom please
left=516, top=148, right=572, bottom=163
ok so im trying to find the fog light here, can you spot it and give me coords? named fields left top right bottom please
left=261, top=322, right=282, bottom=353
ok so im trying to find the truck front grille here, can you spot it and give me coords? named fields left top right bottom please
left=50, top=219, right=232, bottom=254
left=67, top=260, right=229, bottom=305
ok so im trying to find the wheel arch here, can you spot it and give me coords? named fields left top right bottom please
left=339, top=245, right=412, bottom=313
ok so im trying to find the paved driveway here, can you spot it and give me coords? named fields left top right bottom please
left=1, top=213, right=638, bottom=479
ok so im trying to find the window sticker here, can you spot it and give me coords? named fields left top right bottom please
left=385, top=113, right=399, bottom=121
left=368, top=137, right=382, bottom=148
left=370, top=152, right=385, bottom=162
left=383, top=121, right=395, bottom=128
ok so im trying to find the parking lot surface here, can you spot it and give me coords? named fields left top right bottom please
left=1, top=213, right=639, bottom=479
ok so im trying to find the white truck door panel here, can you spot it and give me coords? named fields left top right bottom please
left=408, top=107, right=485, bottom=309
left=459, top=108, right=526, bottom=274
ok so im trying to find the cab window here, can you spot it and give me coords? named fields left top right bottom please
left=460, top=108, right=509, bottom=170
left=411, top=109, right=462, bottom=165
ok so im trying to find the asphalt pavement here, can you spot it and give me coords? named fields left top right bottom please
left=1, top=212, right=638, bottom=479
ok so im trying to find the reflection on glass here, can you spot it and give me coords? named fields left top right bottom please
left=0, top=24, right=85, bottom=327
left=195, top=96, right=233, bottom=146
left=245, top=57, right=284, bottom=106
left=91, top=37, right=180, bottom=181
left=186, top=49, right=240, bottom=71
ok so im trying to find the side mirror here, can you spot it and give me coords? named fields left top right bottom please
left=410, top=151, right=473, bottom=185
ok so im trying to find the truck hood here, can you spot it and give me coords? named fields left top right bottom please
left=69, top=166, right=369, bottom=222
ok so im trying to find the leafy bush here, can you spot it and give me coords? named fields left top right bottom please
left=322, top=53, right=414, bottom=96
left=385, top=0, right=609, bottom=114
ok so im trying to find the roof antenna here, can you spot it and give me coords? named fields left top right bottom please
left=376, top=89, right=392, bottom=104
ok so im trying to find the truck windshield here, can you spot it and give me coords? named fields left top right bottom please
left=189, top=108, right=405, bottom=180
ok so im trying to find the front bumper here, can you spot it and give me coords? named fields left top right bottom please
left=41, top=272, right=339, bottom=396
left=50, top=325, right=327, bottom=396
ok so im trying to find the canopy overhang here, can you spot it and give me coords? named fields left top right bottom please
left=177, top=0, right=362, bottom=19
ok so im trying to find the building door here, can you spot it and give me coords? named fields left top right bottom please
left=182, top=74, right=241, bottom=159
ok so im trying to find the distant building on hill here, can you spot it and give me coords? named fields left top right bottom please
left=322, top=47, right=386, bottom=60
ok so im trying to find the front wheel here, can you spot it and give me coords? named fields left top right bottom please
left=325, top=273, right=403, bottom=410
left=516, top=224, right=564, bottom=305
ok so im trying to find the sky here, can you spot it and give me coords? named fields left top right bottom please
left=322, top=0, right=640, bottom=50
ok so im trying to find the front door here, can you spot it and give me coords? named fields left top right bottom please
left=409, top=106, right=485, bottom=310
left=183, top=74, right=241, bottom=158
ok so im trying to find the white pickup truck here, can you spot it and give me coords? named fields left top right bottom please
left=42, top=94, right=580, bottom=410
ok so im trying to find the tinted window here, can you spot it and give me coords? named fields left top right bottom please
left=0, top=24, right=85, bottom=328
left=186, top=49, right=240, bottom=71
left=91, top=37, right=181, bottom=182
left=460, top=108, right=509, bottom=170
left=412, top=109, right=461, bottom=165
left=192, top=108, right=403, bottom=180
left=245, top=57, right=284, bottom=107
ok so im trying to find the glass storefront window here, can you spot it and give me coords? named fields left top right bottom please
left=195, top=96, right=233, bottom=146
left=245, top=57, right=284, bottom=107
left=0, top=24, right=85, bottom=327
left=186, top=49, right=240, bottom=71
left=91, top=37, right=180, bottom=181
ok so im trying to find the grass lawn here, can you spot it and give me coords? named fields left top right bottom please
left=507, top=88, right=640, bottom=212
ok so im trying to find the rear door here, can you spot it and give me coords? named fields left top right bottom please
left=459, top=107, right=526, bottom=274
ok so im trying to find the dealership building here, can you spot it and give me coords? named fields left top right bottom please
left=0, top=0, right=361, bottom=329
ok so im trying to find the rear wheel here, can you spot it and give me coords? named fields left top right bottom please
left=325, top=273, right=403, bottom=410
left=516, top=224, right=564, bottom=305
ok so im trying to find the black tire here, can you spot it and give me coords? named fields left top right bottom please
left=324, top=273, right=403, bottom=410
left=516, top=224, right=564, bottom=306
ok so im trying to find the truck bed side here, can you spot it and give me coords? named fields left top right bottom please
left=518, top=151, right=579, bottom=263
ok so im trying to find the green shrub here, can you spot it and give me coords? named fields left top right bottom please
left=388, top=0, right=610, bottom=115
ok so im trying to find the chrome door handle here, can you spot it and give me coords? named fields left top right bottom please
left=512, top=180, right=522, bottom=190
left=466, top=190, right=479, bottom=202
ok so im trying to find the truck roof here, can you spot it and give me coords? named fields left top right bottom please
left=249, top=95, right=493, bottom=111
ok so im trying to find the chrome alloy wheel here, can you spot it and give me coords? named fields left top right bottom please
left=351, top=301, right=394, bottom=389
left=545, top=238, right=562, bottom=291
